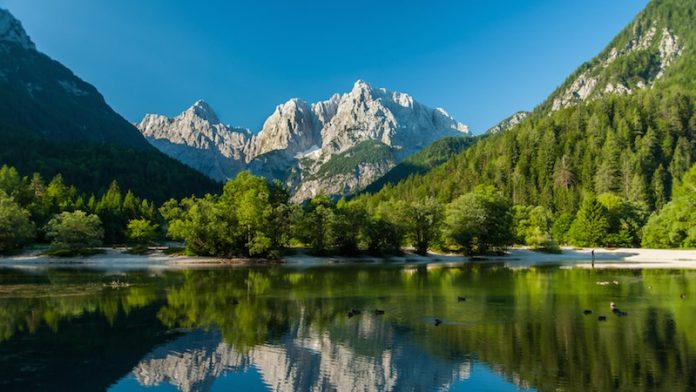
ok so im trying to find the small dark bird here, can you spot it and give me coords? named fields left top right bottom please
left=351, top=308, right=362, bottom=315
left=347, top=311, right=355, bottom=318
left=619, top=311, right=628, bottom=317
left=229, top=298, right=239, bottom=305
left=374, top=309, right=385, bottom=315
left=681, top=293, right=688, bottom=300
left=598, top=316, right=607, bottom=321
left=457, top=296, right=467, bottom=302
left=583, top=310, right=593, bottom=315
left=434, top=318, right=443, bottom=326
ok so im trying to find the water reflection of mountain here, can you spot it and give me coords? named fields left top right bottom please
left=133, top=316, right=472, bottom=392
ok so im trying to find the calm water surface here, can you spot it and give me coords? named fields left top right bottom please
left=0, top=263, right=695, bottom=391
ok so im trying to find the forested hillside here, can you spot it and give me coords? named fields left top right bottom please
left=352, top=0, right=696, bottom=249
left=0, top=9, right=218, bottom=202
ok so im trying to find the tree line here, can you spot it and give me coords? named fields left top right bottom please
left=3, top=158, right=694, bottom=258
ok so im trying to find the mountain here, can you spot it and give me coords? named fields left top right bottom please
left=486, top=111, right=528, bottom=134
left=0, top=9, right=217, bottom=202
left=547, top=17, right=683, bottom=112
left=137, top=100, right=251, bottom=181
left=357, top=0, right=696, bottom=215
left=138, top=80, right=469, bottom=201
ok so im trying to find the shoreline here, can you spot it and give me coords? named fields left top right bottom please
left=0, top=246, right=695, bottom=271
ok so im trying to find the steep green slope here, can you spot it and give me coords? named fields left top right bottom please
left=0, top=9, right=217, bottom=201
left=360, top=0, right=696, bottom=214
left=361, top=136, right=475, bottom=194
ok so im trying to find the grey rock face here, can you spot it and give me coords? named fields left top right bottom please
left=137, top=101, right=251, bottom=181
left=550, top=25, right=682, bottom=112
left=137, top=81, right=469, bottom=200
left=486, top=111, right=529, bottom=135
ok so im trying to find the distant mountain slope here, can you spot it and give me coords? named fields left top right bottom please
left=138, top=80, right=470, bottom=201
left=357, top=0, right=696, bottom=213
left=0, top=9, right=218, bottom=201
left=543, top=0, right=692, bottom=112
left=360, top=136, right=475, bottom=195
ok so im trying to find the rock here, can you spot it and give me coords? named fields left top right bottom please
left=486, top=111, right=528, bottom=134
left=136, top=101, right=251, bottom=181
left=137, top=80, right=470, bottom=200
left=550, top=22, right=682, bottom=112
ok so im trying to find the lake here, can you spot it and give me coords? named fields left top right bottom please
left=0, top=263, right=694, bottom=391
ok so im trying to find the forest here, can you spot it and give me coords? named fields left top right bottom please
left=1, top=154, right=694, bottom=258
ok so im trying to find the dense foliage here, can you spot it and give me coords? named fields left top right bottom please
left=160, top=172, right=291, bottom=258
left=642, top=162, right=696, bottom=248
left=360, top=89, right=695, bottom=214
left=351, top=0, right=696, bottom=250
left=0, top=191, right=34, bottom=254
left=361, top=136, right=475, bottom=194
left=0, top=133, right=219, bottom=203
left=44, top=211, right=104, bottom=254
left=314, top=140, right=395, bottom=178
left=0, top=164, right=160, bottom=254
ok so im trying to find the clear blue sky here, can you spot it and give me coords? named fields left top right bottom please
left=2, top=0, right=649, bottom=133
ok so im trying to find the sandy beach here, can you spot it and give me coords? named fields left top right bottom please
left=1, top=246, right=696, bottom=271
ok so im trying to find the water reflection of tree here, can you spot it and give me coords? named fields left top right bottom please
left=0, top=266, right=695, bottom=391
left=156, top=266, right=696, bottom=391
left=0, top=269, right=168, bottom=341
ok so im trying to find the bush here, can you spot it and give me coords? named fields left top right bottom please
left=0, top=191, right=35, bottom=254
left=44, top=210, right=103, bottom=255
left=126, top=218, right=159, bottom=246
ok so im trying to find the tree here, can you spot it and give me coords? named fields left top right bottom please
left=551, top=213, right=574, bottom=245
left=0, top=165, right=28, bottom=205
left=568, top=197, right=610, bottom=247
left=96, top=181, right=126, bottom=244
left=443, top=185, right=513, bottom=254
left=513, top=205, right=558, bottom=251
left=44, top=211, right=103, bottom=253
left=161, top=172, right=289, bottom=258
left=596, top=193, right=647, bottom=247
left=293, top=195, right=336, bottom=255
left=126, top=218, right=159, bottom=246
left=403, top=197, right=443, bottom=255
left=46, top=174, right=77, bottom=213
left=0, top=191, right=35, bottom=254
left=331, top=199, right=368, bottom=255
left=642, top=162, right=696, bottom=248
left=365, top=216, right=404, bottom=256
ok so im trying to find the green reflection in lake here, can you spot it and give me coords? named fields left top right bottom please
left=0, top=264, right=695, bottom=391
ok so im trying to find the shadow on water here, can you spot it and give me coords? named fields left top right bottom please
left=0, top=264, right=695, bottom=391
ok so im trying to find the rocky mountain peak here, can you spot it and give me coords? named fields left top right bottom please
left=185, top=99, right=220, bottom=124
left=350, top=79, right=373, bottom=97
left=0, top=9, right=35, bottom=50
left=138, top=81, right=470, bottom=200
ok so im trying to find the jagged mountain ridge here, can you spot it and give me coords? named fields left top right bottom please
left=137, top=80, right=469, bottom=200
